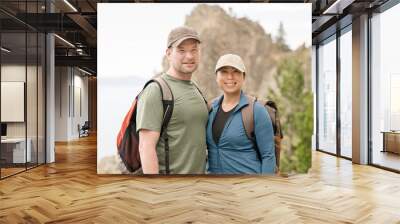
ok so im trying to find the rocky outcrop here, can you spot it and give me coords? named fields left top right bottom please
left=161, top=4, right=310, bottom=101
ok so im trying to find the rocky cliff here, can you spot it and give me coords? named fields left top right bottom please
left=162, top=4, right=311, bottom=101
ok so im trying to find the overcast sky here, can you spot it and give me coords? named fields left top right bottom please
left=98, top=3, right=311, bottom=78
left=219, top=3, right=311, bottom=50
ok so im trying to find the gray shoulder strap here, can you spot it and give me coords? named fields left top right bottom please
left=152, top=77, right=173, bottom=175
left=154, top=77, right=173, bottom=101
left=242, top=95, right=256, bottom=140
left=192, top=81, right=210, bottom=111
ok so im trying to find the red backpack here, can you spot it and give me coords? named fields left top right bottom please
left=116, top=77, right=173, bottom=173
left=116, top=76, right=207, bottom=174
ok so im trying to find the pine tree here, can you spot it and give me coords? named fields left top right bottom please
left=276, top=22, right=290, bottom=51
left=270, top=57, right=313, bottom=173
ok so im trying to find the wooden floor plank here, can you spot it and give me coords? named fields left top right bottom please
left=0, top=134, right=399, bottom=223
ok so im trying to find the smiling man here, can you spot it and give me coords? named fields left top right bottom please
left=136, top=26, right=208, bottom=174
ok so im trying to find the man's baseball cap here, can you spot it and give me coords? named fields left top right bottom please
left=167, top=26, right=201, bottom=48
left=215, top=54, right=246, bottom=74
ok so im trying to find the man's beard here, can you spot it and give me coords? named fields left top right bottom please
left=177, top=63, right=198, bottom=75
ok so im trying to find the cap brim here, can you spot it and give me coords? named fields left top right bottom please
left=215, top=64, right=245, bottom=73
left=171, top=36, right=201, bottom=47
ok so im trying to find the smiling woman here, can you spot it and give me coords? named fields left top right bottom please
left=207, top=54, right=276, bottom=174
left=217, top=66, right=244, bottom=95
left=215, top=54, right=246, bottom=96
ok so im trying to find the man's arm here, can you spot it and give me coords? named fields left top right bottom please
left=138, top=129, right=160, bottom=174
left=135, top=82, right=164, bottom=174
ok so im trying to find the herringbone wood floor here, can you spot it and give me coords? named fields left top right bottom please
left=1, top=134, right=400, bottom=224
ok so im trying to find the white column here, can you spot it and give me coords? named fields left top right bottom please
left=46, top=1, right=55, bottom=163
left=46, top=33, right=55, bottom=163
left=352, top=14, right=369, bottom=164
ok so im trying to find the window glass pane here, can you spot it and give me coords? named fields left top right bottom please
left=0, top=1, right=46, bottom=178
left=27, top=31, right=38, bottom=169
left=38, top=32, right=45, bottom=165
left=318, top=36, right=337, bottom=154
left=1, top=31, right=27, bottom=177
left=340, top=28, right=352, bottom=158
left=371, top=4, right=400, bottom=171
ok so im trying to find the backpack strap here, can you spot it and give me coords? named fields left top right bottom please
left=192, top=81, right=210, bottom=111
left=153, top=77, right=173, bottom=132
left=143, top=77, right=174, bottom=175
left=242, top=95, right=262, bottom=161
left=241, top=95, right=256, bottom=142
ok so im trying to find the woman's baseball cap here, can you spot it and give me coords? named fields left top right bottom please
left=215, top=54, right=246, bottom=74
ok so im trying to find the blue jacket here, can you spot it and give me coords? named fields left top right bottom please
left=206, top=92, right=276, bottom=174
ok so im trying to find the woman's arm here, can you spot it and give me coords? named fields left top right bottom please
left=253, top=102, right=276, bottom=174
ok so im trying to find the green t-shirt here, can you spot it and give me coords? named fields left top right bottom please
left=136, top=74, right=208, bottom=174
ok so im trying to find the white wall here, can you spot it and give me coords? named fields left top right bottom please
left=55, top=67, right=89, bottom=141
left=55, top=67, right=69, bottom=141
left=1, top=63, right=46, bottom=164
left=72, top=72, right=89, bottom=138
left=1, top=65, right=37, bottom=138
